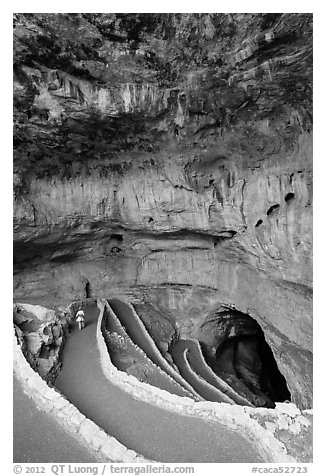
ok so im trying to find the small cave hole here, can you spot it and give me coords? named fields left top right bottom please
left=148, top=217, right=154, bottom=223
left=266, top=204, right=280, bottom=216
left=209, top=179, right=215, bottom=186
left=110, top=234, right=123, bottom=243
left=255, top=219, right=263, bottom=227
left=285, top=192, right=295, bottom=203
left=85, top=281, right=91, bottom=299
left=39, top=345, right=51, bottom=359
left=213, top=232, right=236, bottom=247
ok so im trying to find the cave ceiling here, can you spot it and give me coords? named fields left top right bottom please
left=13, top=13, right=312, bottom=181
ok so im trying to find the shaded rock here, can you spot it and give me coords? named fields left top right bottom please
left=13, top=304, right=66, bottom=382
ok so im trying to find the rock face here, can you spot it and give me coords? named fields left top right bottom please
left=13, top=14, right=312, bottom=409
left=13, top=303, right=66, bottom=381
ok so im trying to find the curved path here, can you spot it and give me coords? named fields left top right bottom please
left=172, top=339, right=253, bottom=406
left=109, top=300, right=251, bottom=406
left=107, top=299, right=201, bottom=399
left=102, top=301, right=193, bottom=398
left=169, top=340, right=232, bottom=403
left=55, top=303, right=263, bottom=463
left=13, top=374, right=99, bottom=463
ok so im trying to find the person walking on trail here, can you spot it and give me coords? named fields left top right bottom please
left=76, top=309, right=85, bottom=331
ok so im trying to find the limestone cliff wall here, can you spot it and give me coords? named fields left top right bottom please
left=14, top=133, right=312, bottom=285
left=13, top=13, right=313, bottom=411
left=13, top=133, right=312, bottom=408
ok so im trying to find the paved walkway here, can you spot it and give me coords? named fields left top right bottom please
left=55, top=303, right=264, bottom=463
left=13, top=374, right=99, bottom=463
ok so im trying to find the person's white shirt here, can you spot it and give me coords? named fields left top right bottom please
left=76, top=310, right=85, bottom=321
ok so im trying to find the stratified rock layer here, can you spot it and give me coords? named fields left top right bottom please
left=13, top=14, right=312, bottom=409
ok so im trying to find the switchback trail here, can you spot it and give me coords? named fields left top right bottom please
left=171, top=338, right=253, bottom=406
left=55, top=302, right=263, bottom=463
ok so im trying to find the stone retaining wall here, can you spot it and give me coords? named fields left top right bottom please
left=175, top=345, right=236, bottom=404
left=102, top=302, right=196, bottom=398
left=13, top=308, right=151, bottom=463
left=97, top=298, right=310, bottom=463
left=127, top=301, right=206, bottom=396
left=105, top=300, right=201, bottom=398
left=186, top=338, right=253, bottom=406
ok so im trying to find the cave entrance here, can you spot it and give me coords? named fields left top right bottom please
left=201, top=309, right=291, bottom=407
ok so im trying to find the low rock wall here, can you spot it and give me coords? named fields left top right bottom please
left=127, top=301, right=205, bottom=396
left=102, top=302, right=195, bottom=398
left=105, top=300, right=202, bottom=398
left=175, top=346, right=236, bottom=404
left=186, top=338, right=253, bottom=406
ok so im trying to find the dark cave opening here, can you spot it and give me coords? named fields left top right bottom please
left=110, top=234, right=123, bottom=243
left=85, top=281, right=91, bottom=298
left=285, top=192, right=295, bottom=203
left=266, top=204, right=280, bottom=216
left=201, top=311, right=291, bottom=407
left=108, top=234, right=124, bottom=255
left=214, top=332, right=290, bottom=405
left=216, top=330, right=291, bottom=407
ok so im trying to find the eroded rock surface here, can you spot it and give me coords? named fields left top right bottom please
left=13, top=14, right=312, bottom=409
left=13, top=303, right=66, bottom=381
